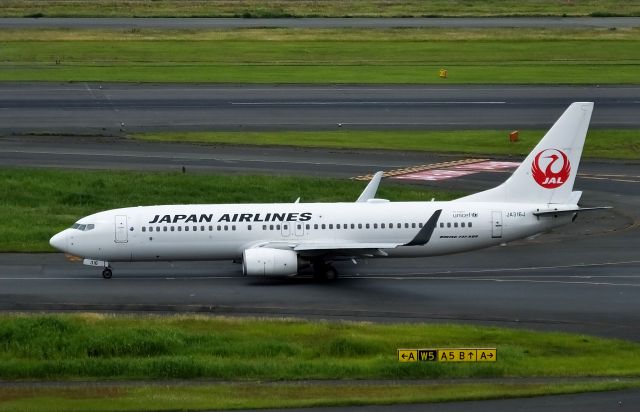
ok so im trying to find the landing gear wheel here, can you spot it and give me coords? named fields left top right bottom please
left=312, top=262, right=338, bottom=281
left=324, top=266, right=338, bottom=281
left=102, top=268, right=113, bottom=279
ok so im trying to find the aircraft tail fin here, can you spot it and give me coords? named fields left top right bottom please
left=458, top=102, right=593, bottom=204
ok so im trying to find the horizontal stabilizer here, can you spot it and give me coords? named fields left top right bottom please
left=533, top=206, right=611, bottom=217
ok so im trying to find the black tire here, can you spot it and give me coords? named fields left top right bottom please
left=102, top=268, right=113, bottom=279
left=324, top=267, right=338, bottom=281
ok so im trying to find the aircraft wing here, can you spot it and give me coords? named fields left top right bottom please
left=294, top=242, right=401, bottom=251
left=253, top=209, right=442, bottom=256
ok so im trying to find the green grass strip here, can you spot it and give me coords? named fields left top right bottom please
left=3, top=0, right=639, bottom=18
left=0, top=313, right=639, bottom=381
left=0, top=168, right=460, bottom=252
left=1, top=380, right=639, bottom=411
left=134, top=129, right=640, bottom=160
left=1, top=35, right=638, bottom=83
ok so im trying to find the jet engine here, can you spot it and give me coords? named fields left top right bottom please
left=242, top=248, right=299, bottom=276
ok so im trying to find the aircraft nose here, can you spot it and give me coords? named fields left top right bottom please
left=49, top=231, right=68, bottom=252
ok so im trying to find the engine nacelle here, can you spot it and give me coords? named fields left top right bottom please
left=242, top=248, right=299, bottom=276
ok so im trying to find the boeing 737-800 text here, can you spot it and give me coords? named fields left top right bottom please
left=50, top=103, right=607, bottom=280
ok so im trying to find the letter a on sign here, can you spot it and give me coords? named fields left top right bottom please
left=397, top=350, right=418, bottom=362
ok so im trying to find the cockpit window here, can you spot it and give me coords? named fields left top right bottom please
left=71, top=223, right=95, bottom=231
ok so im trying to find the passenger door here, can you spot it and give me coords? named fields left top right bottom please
left=115, top=215, right=128, bottom=243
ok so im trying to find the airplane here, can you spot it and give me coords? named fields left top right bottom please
left=50, top=102, right=608, bottom=280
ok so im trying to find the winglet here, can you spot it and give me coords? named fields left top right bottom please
left=404, top=209, right=442, bottom=246
left=356, top=171, right=384, bottom=203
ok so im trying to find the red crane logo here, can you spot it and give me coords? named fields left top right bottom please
left=531, top=149, right=571, bottom=189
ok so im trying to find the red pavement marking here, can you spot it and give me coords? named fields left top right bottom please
left=392, top=161, right=521, bottom=182
left=393, top=169, right=476, bottom=181
left=451, top=161, right=520, bottom=171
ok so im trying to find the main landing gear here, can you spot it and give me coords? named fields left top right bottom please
left=312, top=260, right=339, bottom=281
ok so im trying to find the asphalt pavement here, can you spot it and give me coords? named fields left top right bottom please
left=0, top=84, right=638, bottom=134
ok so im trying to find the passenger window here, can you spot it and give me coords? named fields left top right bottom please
left=469, top=222, right=473, bottom=228
left=405, top=223, right=409, bottom=228
left=306, top=224, right=310, bottom=230
left=185, top=226, right=189, bottom=231
left=232, top=226, right=236, bottom=231
left=201, top=225, right=205, bottom=231
left=163, top=227, right=168, bottom=232
left=142, top=227, right=146, bottom=232
left=321, top=224, right=326, bottom=229
left=358, top=223, right=362, bottom=229
left=447, top=223, right=451, bottom=228
left=297, top=224, right=301, bottom=230
left=461, top=222, right=465, bottom=228
left=171, top=226, right=175, bottom=232
left=270, top=225, right=274, bottom=230
left=373, top=223, right=378, bottom=229
left=217, top=225, right=222, bottom=231
left=178, top=226, right=182, bottom=232
left=263, top=225, right=267, bottom=230
left=419, top=223, right=423, bottom=228
left=193, top=226, right=197, bottom=231
left=276, top=225, right=280, bottom=230
left=381, top=223, right=385, bottom=229
left=440, top=223, right=444, bottom=228
left=224, top=225, right=229, bottom=231
left=454, top=222, right=458, bottom=228
left=388, top=223, right=393, bottom=229
left=209, top=225, right=213, bottom=231
left=283, top=225, right=288, bottom=230
left=329, top=224, right=333, bottom=229
left=366, top=223, right=370, bottom=229
left=314, top=224, right=318, bottom=229
left=156, top=227, right=161, bottom=232
left=248, top=225, right=252, bottom=231
left=351, top=224, right=355, bottom=229
left=411, top=223, right=416, bottom=229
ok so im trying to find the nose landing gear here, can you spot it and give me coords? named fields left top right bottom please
left=102, top=268, right=113, bottom=279
left=82, top=258, right=113, bottom=279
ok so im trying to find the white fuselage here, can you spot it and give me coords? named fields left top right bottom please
left=51, top=200, right=572, bottom=263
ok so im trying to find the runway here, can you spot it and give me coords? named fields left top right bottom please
left=0, top=84, right=638, bottom=134
left=2, top=17, right=639, bottom=29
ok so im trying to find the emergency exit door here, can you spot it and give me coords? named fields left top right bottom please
left=115, top=215, right=128, bottom=243
left=491, top=211, right=503, bottom=238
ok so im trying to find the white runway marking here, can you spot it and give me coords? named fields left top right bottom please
left=231, top=101, right=507, bottom=105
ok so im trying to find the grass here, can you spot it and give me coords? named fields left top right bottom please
left=1, top=380, right=639, bottom=411
left=0, top=313, right=639, bottom=381
left=3, top=0, right=639, bottom=17
left=0, top=28, right=638, bottom=83
left=0, top=168, right=461, bottom=252
left=134, top=129, right=640, bottom=160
